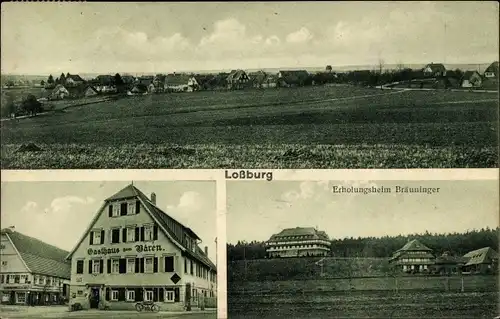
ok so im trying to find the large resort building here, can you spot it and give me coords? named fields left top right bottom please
left=66, top=184, right=217, bottom=311
left=266, top=227, right=330, bottom=258
left=389, top=239, right=435, bottom=273
left=0, top=227, right=71, bottom=305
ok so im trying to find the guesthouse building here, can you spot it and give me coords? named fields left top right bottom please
left=462, top=247, right=498, bottom=274
left=65, top=184, right=217, bottom=311
left=389, top=239, right=435, bottom=273
left=265, top=227, right=330, bottom=258
left=0, top=227, right=71, bottom=305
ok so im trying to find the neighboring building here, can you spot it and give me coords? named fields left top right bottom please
left=188, top=75, right=215, bottom=91
left=65, top=74, right=85, bottom=87
left=127, top=84, right=149, bottom=95
left=432, top=252, right=468, bottom=275
left=462, top=247, right=498, bottom=274
left=422, top=63, right=446, bottom=77
left=49, top=84, right=70, bottom=100
left=265, top=227, right=330, bottom=258
left=94, top=75, right=117, bottom=93
left=65, top=85, right=99, bottom=99
left=165, top=74, right=191, bottom=92
left=150, top=74, right=167, bottom=93
left=136, top=76, right=154, bottom=86
left=65, top=184, right=217, bottom=311
left=461, top=71, right=482, bottom=88
left=389, top=239, right=435, bottom=273
left=277, top=70, right=311, bottom=87
left=312, top=72, right=338, bottom=86
left=226, top=70, right=251, bottom=90
left=483, top=61, right=499, bottom=78
left=0, top=227, right=71, bottom=305
left=250, top=71, right=277, bottom=89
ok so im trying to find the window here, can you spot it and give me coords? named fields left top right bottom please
left=165, top=290, right=174, bottom=302
left=145, top=257, right=153, bottom=273
left=0, top=274, right=3, bottom=284
left=16, top=292, right=26, bottom=303
left=14, top=275, right=20, bottom=284
left=120, top=203, right=128, bottom=216
left=112, top=204, right=120, bottom=217
left=126, top=290, right=135, bottom=301
left=1, top=261, right=7, bottom=266
left=93, top=260, right=101, bottom=273
left=76, top=260, right=84, bottom=274
left=144, top=290, right=153, bottom=302
left=144, top=225, right=153, bottom=241
left=127, top=259, right=135, bottom=273
left=112, top=260, right=120, bottom=274
left=190, top=260, right=193, bottom=275
left=126, top=227, right=135, bottom=242
left=164, top=256, right=174, bottom=272
left=111, top=228, right=120, bottom=244
left=93, top=231, right=102, bottom=244
left=111, top=290, right=119, bottom=301
left=127, top=202, right=135, bottom=215
left=20, top=275, right=27, bottom=284
left=46, top=277, right=52, bottom=285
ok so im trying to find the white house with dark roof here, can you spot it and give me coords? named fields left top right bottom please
left=65, top=184, right=217, bottom=311
left=0, top=227, right=71, bottom=305
left=389, top=239, right=435, bottom=273
left=265, top=227, right=330, bottom=258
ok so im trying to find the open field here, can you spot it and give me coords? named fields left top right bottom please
left=1, top=86, right=498, bottom=168
left=228, top=290, right=498, bottom=319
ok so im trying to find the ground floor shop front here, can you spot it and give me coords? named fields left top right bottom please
left=69, top=283, right=216, bottom=311
left=1, top=289, right=66, bottom=305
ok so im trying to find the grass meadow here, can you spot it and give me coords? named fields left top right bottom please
left=1, top=86, right=497, bottom=168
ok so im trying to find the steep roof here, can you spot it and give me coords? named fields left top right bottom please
left=66, top=74, right=85, bottom=82
left=396, top=239, right=433, bottom=252
left=462, top=70, right=480, bottom=79
left=484, top=61, right=499, bottom=74
left=1, top=228, right=71, bottom=279
left=165, top=74, right=190, bottom=86
left=463, top=247, right=498, bottom=266
left=424, top=63, right=446, bottom=73
left=226, top=69, right=248, bottom=82
left=68, top=184, right=216, bottom=270
left=268, top=227, right=329, bottom=241
left=130, top=84, right=148, bottom=93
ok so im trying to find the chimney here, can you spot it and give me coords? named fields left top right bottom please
left=150, top=192, right=156, bottom=205
left=204, top=246, right=208, bottom=256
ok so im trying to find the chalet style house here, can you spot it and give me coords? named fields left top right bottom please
left=265, top=227, right=330, bottom=258
left=0, top=227, right=71, bottom=306
left=483, top=61, right=498, bottom=78
left=65, top=184, right=217, bottom=311
left=462, top=247, right=498, bottom=274
left=389, top=239, right=435, bottom=273
left=461, top=71, right=482, bottom=88
left=226, top=70, right=251, bottom=90
left=423, top=63, right=446, bottom=77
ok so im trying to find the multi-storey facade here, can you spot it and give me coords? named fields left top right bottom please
left=0, top=227, right=71, bottom=305
left=66, top=184, right=217, bottom=311
left=389, top=239, right=435, bottom=273
left=266, top=227, right=331, bottom=258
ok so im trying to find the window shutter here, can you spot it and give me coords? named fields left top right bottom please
left=120, top=203, right=127, bottom=216
left=140, top=227, right=145, bottom=241
left=101, top=230, right=105, bottom=244
left=136, top=200, right=140, bottom=214
left=174, top=288, right=180, bottom=302
left=107, top=259, right=111, bottom=273
left=99, top=260, right=104, bottom=274
left=153, top=226, right=158, bottom=240
left=153, top=288, right=158, bottom=302
left=105, top=288, right=110, bottom=301
left=88, top=260, right=92, bottom=274
left=153, top=257, right=158, bottom=273
left=108, top=205, right=113, bottom=217
left=140, top=258, right=145, bottom=273
left=89, top=232, right=94, bottom=245
left=135, top=258, right=140, bottom=273
left=118, top=288, right=126, bottom=301
left=119, top=259, right=126, bottom=274
left=135, top=227, right=140, bottom=242
left=122, top=228, right=127, bottom=243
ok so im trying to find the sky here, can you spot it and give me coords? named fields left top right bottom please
left=226, top=180, right=499, bottom=244
left=1, top=1, right=498, bottom=74
left=1, top=181, right=217, bottom=263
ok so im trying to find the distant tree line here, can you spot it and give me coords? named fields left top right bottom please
left=227, top=228, right=499, bottom=261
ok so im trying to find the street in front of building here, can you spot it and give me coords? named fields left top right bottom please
left=0, top=305, right=216, bottom=318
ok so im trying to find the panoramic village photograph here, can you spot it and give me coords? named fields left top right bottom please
left=226, top=179, right=499, bottom=318
left=1, top=1, right=499, bottom=169
left=0, top=181, right=218, bottom=319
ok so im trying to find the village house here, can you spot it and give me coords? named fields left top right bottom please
left=149, top=74, right=167, bottom=93
left=0, top=227, right=71, bottom=306
left=93, top=75, right=117, bottom=94
left=432, top=252, right=468, bottom=275
left=127, top=84, right=149, bottom=96
left=188, top=75, right=215, bottom=91
left=389, top=239, right=435, bottom=273
left=65, top=73, right=85, bottom=87
left=265, top=227, right=330, bottom=258
left=277, top=70, right=311, bottom=87
left=250, top=71, right=277, bottom=89
left=49, top=84, right=70, bottom=100
left=422, top=63, right=447, bottom=77
left=226, top=70, right=251, bottom=90
left=483, top=61, right=498, bottom=78
left=65, top=184, right=217, bottom=311
left=462, top=247, right=498, bottom=274
left=461, top=71, right=482, bottom=88
left=136, top=76, right=155, bottom=86
left=165, top=74, right=191, bottom=92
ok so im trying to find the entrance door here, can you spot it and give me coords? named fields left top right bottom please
left=10, top=291, right=15, bottom=304
left=89, top=288, right=100, bottom=309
